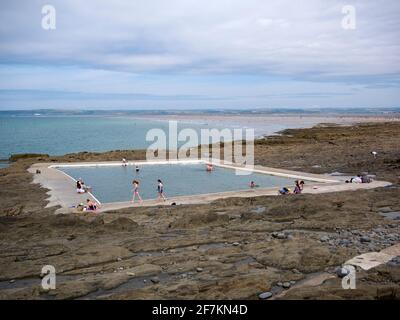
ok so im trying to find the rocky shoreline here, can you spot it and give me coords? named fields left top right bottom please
left=0, top=122, right=399, bottom=299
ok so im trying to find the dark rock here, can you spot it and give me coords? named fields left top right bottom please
left=272, top=232, right=287, bottom=239
left=339, top=239, right=350, bottom=246
left=320, top=236, right=330, bottom=242
left=228, top=214, right=242, bottom=220
left=360, top=236, right=371, bottom=243
left=258, top=291, right=273, bottom=299
left=336, top=267, right=351, bottom=278
left=388, top=256, right=400, bottom=267
left=151, top=276, right=160, bottom=284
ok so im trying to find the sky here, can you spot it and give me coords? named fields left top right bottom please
left=0, top=0, right=399, bottom=110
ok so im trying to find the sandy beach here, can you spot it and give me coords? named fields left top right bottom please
left=134, top=113, right=400, bottom=136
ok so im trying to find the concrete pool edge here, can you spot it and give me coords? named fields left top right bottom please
left=28, top=159, right=392, bottom=214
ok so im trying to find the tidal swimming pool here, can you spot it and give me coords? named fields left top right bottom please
left=59, top=163, right=297, bottom=203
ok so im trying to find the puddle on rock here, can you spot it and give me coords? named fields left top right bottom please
left=379, top=211, right=400, bottom=220
left=234, top=256, right=257, bottom=267
left=198, top=243, right=226, bottom=252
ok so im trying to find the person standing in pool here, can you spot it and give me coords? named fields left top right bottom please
left=249, top=181, right=259, bottom=188
left=131, top=180, right=143, bottom=203
left=157, top=179, right=167, bottom=201
left=135, top=165, right=140, bottom=173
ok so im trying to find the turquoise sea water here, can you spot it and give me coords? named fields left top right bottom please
left=0, top=116, right=209, bottom=160
left=0, top=162, right=9, bottom=169
left=60, top=164, right=295, bottom=202
left=0, top=114, right=325, bottom=167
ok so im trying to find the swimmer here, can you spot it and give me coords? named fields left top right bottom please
left=249, top=181, right=259, bottom=188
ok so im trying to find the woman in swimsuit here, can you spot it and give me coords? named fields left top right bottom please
left=131, top=180, right=143, bottom=203
left=157, top=179, right=167, bottom=201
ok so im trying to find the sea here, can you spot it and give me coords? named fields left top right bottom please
left=1, top=109, right=397, bottom=167
left=0, top=115, right=209, bottom=161
left=0, top=112, right=302, bottom=162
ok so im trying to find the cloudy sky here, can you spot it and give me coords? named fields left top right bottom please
left=0, top=0, right=399, bottom=110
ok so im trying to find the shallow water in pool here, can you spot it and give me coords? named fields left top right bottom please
left=60, top=164, right=296, bottom=203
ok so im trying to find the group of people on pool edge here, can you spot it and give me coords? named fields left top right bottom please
left=278, top=180, right=305, bottom=195
left=345, top=174, right=373, bottom=184
left=75, top=178, right=99, bottom=212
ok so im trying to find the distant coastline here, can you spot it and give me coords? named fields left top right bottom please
left=0, top=107, right=399, bottom=117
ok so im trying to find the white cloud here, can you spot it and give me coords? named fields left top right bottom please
left=0, top=0, right=399, bottom=109
left=0, top=0, right=399, bottom=78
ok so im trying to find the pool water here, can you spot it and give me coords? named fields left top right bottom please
left=59, top=164, right=296, bottom=203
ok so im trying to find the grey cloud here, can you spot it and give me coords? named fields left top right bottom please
left=0, top=0, right=399, bottom=80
